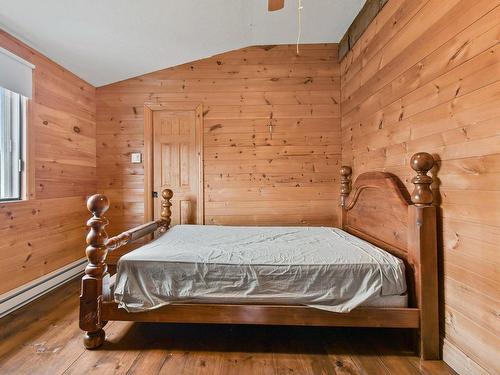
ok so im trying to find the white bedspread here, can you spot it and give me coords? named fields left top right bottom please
left=114, top=225, right=407, bottom=313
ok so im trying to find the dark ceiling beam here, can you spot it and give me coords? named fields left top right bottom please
left=338, top=0, right=389, bottom=61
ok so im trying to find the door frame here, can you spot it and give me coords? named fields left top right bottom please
left=143, top=102, right=204, bottom=223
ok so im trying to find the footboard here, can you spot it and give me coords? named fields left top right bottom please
left=79, top=189, right=173, bottom=349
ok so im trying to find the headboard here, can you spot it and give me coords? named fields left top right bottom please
left=339, top=152, right=435, bottom=260
left=340, top=171, right=410, bottom=257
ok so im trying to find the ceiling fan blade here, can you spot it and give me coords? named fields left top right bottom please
left=268, top=0, right=285, bottom=11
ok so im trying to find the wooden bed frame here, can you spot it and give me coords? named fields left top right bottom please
left=79, top=152, right=439, bottom=359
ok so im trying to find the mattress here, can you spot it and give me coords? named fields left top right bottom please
left=114, top=225, right=407, bottom=313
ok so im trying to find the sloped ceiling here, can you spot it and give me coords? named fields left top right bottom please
left=0, top=0, right=365, bottom=86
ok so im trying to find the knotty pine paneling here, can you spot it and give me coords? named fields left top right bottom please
left=0, top=30, right=96, bottom=294
left=96, top=44, right=340, bottom=239
left=340, top=1, right=499, bottom=373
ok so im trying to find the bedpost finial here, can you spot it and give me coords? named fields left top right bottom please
left=340, top=166, right=352, bottom=207
left=85, top=194, right=109, bottom=277
left=162, top=188, right=174, bottom=201
left=160, top=189, right=173, bottom=231
left=340, top=165, right=352, bottom=178
left=87, top=194, right=109, bottom=217
left=410, top=152, right=434, bottom=206
left=410, top=152, right=434, bottom=174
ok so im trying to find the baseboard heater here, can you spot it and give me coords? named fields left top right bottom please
left=0, top=258, right=86, bottom=319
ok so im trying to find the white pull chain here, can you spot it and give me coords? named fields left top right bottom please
left=296, top=0, right=303, bottom=55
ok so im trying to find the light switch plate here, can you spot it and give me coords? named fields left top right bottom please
left=131, top=152, right=142, bottom=164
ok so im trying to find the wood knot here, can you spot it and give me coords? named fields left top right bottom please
left=209, top=124, right=222, bottom=132
left=73, top=126, right=81, bottom=133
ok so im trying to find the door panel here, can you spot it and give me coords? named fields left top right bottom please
left=153, top=108, right=203, bottom=226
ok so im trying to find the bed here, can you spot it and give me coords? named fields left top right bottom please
left=79, top=151, right=439, bottom=360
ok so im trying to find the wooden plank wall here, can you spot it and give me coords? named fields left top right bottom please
left=96, top=44, right=341, bottom=238
left=0, top=30, right=96, bottom=294
left=339, top=1, right=499, bottom=373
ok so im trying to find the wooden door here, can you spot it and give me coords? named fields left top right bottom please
left=152, top=107, right=203, bottom=226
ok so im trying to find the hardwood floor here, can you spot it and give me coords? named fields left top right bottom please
left=0, top=279, right=455, bottom=375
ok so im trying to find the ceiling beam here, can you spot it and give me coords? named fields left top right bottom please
left=338, top=0, right=389, bottom=61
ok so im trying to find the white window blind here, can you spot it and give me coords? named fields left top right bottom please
left=0, top=46, right=34, bottom=98
left=0, top=87, right=27, bottom=200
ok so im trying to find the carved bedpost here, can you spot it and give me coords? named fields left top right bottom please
left=340, top=166, right=352, bottom=207
left=408, top=152, right=439, bottom=360
left=80, top=194, right=110, bottom=349
left=160, top=189, right=173, bottom=232
left=340, top=166, right=352, bottom=227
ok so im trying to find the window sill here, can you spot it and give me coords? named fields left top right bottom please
left=0, top=198, right=28, bottom=205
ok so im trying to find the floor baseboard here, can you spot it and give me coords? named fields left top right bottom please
left=0, top=258, right=86, bottom=318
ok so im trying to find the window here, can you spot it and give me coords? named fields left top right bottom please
left=0, top=46, right=34, bottom=201
left=0, top=87, right=27, bottom=201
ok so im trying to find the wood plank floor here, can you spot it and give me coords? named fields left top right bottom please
left=0, top=279, right=455, bottom=375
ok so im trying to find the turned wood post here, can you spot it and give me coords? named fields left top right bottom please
left=408, top=152, right=439, bottom=360
left=340, top=166, right=352, bottom=207
left=79, top=194, right=110, bottom=349
left=340, top=166, right=352, bottom=227
left=160, top=188, right=173, bottom=232
left=410, top=152, right=434, bottom=206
